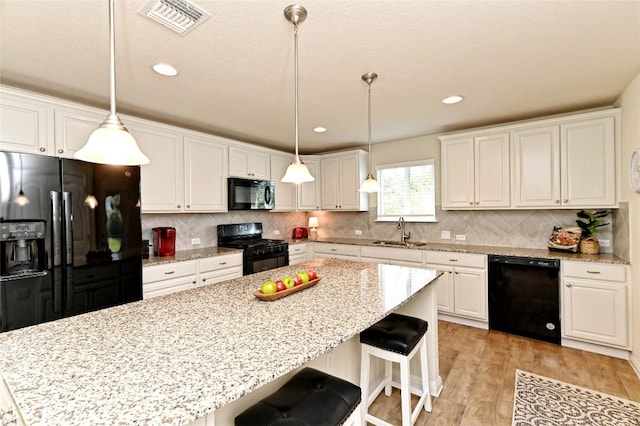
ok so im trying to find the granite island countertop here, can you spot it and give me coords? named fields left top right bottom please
left=0, top=259, right=440, bottom=425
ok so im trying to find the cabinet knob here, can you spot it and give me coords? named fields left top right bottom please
left=566, top=283, right=572, bottom=287
left=58, top=149, right=64, bottom=154
left=563, top=199, right=568, bottom=203
left=219, top=261, right=227, bottom=265
left=202, top=278, right=206, bottom=282
left=586, top=270, right=601, bottom=274
left=469, top=202, right=473, bottom=205
left=39, top=147, right=46, bottom=152
left=192, top=280, right=196, bottom=284
left=186, top=205, right=190, bottom=208
left=449, top=259, right=458, bottom=262
left=177, top=204, right=181, bottom=208
left=475, top=202, right=479, bottom=205
left=164, top=271, right=175, bottom=275
left=554, top=200, right=560, bottom=204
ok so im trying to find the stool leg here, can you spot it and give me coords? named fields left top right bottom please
left=399, top=356, right=412, bottom=426
left=420, top=337, right=432, bottom=412
left=384, top=360, right=392, bottom=396
left=360, top=344, right=371, bottom=414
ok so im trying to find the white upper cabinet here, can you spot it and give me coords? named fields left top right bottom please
left=441, top=132, right=510, bottom=209
left=228, top=146, right=270, bottom=179
left=0, top=88, right=51, bottom=154
left=297, top=155, right=321, bottom=211
left=320, top=150, right=368, bottom=211
left=270, top=152, right=297, bottom=211
left=130, top=122, right=184, bottom=213
left=53, top=107, right=105, bottom=159
left=512, top=114, right=616, bottom=208
left=442, top=108, right=619, bottom=210
left=184, top=135, right=228, bottom=212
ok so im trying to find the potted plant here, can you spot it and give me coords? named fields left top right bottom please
left=575, top=209, right=609, bottom=254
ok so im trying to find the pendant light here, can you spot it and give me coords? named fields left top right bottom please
left=359, top=72, right=380, bottom=192
left=281, top=4, right=315, bottom=184
left=75, top=0, right=150, bottom=166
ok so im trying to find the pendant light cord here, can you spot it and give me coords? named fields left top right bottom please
left=293, top=23, right=300, bottom=160
left=109, top=0, right=117, bottom=118
left=367, top=82, right=373, bottom=172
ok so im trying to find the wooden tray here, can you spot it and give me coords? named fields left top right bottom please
left=254, top=277, right=321, bottom=301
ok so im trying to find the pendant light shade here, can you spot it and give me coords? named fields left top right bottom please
left=281, top=4, right=314, bottom=184
left=359, top=72, right=380, bottom=192
left=75, top=0, right=149, bottom=166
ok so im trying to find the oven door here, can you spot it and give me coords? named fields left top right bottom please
left=244, top=251, right=289, bottom=275
left=228, top=178, right=275, bottom=210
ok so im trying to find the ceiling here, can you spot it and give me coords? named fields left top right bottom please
left=1, top=1, right=639, bottom=155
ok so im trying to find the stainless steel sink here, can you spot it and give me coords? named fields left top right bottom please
left=371, top=240, right=427, bottom=248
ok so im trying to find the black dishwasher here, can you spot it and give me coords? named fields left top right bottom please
left=488, top=255, right=561, bottom=344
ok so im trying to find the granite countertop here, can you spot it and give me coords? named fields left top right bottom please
left=304, top=237, right=629, bottom=265
left=0, top=259, right=440, bottom=425
left=142, top=246, right=242, bottom=267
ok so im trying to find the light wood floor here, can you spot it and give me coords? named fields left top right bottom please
left=367, top=320, right=640, bottom=425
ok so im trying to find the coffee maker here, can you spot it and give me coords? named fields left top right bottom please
left=152, top=227, right=176, bottom=257
left=0, top=220, right=46, bottom=277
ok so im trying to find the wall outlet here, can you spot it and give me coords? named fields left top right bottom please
left=456, top=234, right=466, bottom=241
left=441, top=230, right=451, bottom=240
left=191, top=238, right=201, bottom=245
left=273, top=230, right=280, bottom=235
left=599, top=239, right=610, bottom=247
left=355, top=230, right=362, bottom=235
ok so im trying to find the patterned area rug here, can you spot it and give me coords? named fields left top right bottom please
left=512, top=369, right=640, bottom=425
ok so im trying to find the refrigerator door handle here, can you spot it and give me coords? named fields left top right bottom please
left=50, top=190, right=63, bottom=313
left=62, top=191, right=74, bottom=312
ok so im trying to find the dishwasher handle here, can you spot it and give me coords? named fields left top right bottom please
left=488, top=255, right=559, bottom=269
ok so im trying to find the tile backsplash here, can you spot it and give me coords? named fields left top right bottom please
left=143, top=206, right=625, bottom=258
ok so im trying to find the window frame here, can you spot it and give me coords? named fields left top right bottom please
left=375, top=159, right=437, bottom=223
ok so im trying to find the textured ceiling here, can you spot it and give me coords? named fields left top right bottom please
left=1, top=0, right=639, bottom=154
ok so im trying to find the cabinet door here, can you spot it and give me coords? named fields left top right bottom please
left=0, top=93, right=50, bottom=154
left=184, top=136, right=228, bottom=212
left=453, top=266, right=487, bottom=320
left=475, top=133, right=510, bottom=208
left=229, top=146, right=269, bottom=179
left=561, top=117, right=615, bottom=207
left=562, top=277, right=627, bottom=347
left=321, top=156, right=340, bottom=210
left=288, top=243, right=307, bottom=265
left=338, top=154, right=360, bottom=210
left=512, top=125, right=561, bottom=207
left=298, top=156, right=321, bottom=210
left=431, top=266, right=454, bottom=314
left=441, top=137, right=475, bottom=208
left=131, top=124, right=184, bottom=212
left=270, top=153, right=297, bottom=211
left=53, top=107, right=104, bottom=158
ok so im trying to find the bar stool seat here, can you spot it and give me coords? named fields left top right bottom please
left=360, top=313, right=432, bottom=426
left=235, top=367, right=362, bottom=426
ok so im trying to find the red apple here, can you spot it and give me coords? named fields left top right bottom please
left=293, top=275, right=303, bottom=286
left=276, top=280, right=286, bottom=292
left=307, top=269, right=317, bottom=280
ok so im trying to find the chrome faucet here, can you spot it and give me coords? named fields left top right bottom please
left=398, top=216, right=411, bottom=243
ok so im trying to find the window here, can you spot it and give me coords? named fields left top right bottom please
left=376, top=160, right=436, bottom=222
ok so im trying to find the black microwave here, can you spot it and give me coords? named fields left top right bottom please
left=228, top=177, right=275, bottom=210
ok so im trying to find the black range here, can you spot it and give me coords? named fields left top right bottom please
left=217, top=223, right=288, bottom=276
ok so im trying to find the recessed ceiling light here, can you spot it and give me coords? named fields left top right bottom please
left=152, top=63, right=178, bottom=77
left=313, top=127, right=327, bottom=133
left=441, top=95, right=464, bottom=104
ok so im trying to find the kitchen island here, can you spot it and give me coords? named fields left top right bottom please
left=0, top=259, right=441, bottom=425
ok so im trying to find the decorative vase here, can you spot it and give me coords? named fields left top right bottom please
left=579, top=237, right=600, bottom=255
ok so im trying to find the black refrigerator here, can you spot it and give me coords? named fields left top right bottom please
left=0, top=151, right=143, bottom=332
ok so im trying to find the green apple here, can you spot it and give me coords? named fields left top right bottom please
left=282, top=276, right=295, bottom=289
left=296, top=271, right=310, bottom=283
left=261, top=280, right=277, bottom=294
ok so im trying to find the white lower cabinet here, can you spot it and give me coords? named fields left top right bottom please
left=313, top=243, right=359, bottom=260
left=198, top=253, right=243, bottom=287
left=426, top=251, right=487, bottom=322
left=0, top=374, right=25, bottom=426
left=562, top=261, right=629, bottom=348
left=359, top=246, right=423, bottom=267
left=288, top=243, right=308, bottom=265
left=143, top=260, right=198, bottom=299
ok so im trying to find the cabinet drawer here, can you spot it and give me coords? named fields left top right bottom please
left=199, top=254, right=242, bottom=273
left=143, top=260, right=197, bottom=284
left=425, top=251, right=486, bottom=268
left=360, top=246, right=423, bottom=263
left=314, top=243, right=359, bottom=257
left=289, top=243, right=307, bottom=256
left=563, top=261, right=626, bottom=282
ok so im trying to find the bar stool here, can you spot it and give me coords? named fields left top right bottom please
left=360, top=313, right=431, bottom=426
left=235, top=367, right=362, bottom=426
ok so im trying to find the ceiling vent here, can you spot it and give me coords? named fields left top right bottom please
left=138, top=0, right=211, bottom=35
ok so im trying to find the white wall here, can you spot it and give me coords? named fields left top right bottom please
left=615, top=71, right=640, bottom=373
